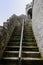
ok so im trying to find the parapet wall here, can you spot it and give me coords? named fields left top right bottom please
left=32, top=0, right=43, bottom=57
left=0, top=14, right=20, bottom=59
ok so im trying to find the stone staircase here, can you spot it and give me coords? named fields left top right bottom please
left=1, top=23, right=43, bottom=65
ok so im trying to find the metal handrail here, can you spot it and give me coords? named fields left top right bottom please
left=19, top=19, right=24, bottom=65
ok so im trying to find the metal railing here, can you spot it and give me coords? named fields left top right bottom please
left=19, top=19, right=24, bottom=65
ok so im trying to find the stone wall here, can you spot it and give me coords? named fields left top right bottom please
left=32, top=0, right=43, bottom=57
left=0, top=14, right=20, bottom=59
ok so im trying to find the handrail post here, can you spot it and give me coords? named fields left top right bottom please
left=19, top=19, right=24, bottom=65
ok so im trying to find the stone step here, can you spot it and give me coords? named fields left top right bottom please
left=24, top=31, right=33, bottom=33
left=12, top=31, right=33, bottom=36
left=1, top=60, right=18, bottom=65
left=3, top=57, right=18, bottom=60
left=12, top=33, right=21, bottom=36
left=10, top=38, right=35, bottom=41
left=24, top=32, right=33, bottom=34
left=12, top=32, right=21, bottom=36
left=22, top=58, right=43, bottom=61
left=11, top=36, right=20, bottom=39
left=4, top=51, right=41, bottom=58
left=24, top=35, right=34, bottom=37
left=3, top=57, right=43, bottom=65
left=11, top=35, right=34, bottom=38
left=5, top=46, right=38, bottom=51
left=10, top=39, right=20, bottom=42
left=10, top=39, right=36, bottom=42
left=22, top=40, right=36, bottom=42
left=12, top=34, right=21, bottom=36
left=22, top=52, right=41, bottom=58
left=3, top=57, right=43, bottom=61
left=24, top=30, right=33, bottom=32
left=11, top=36, right=34, bottom=39
left=4, top=51, right=19, bottom=57
left=24, top=28, right=32, bottom=30
left=24, top=34, right=34, bottom=37
left=5, top=51, right=19, bottom=53
left=8, top=42, right=37, bottom=46
left=12, top=31, right=21, bottom=34
left=12, top=36, right=34, bottom=39
left=7, top=46, right=37, bottom=48
left=11, top=37, right=35, bottom=40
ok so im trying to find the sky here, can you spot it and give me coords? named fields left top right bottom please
left=0, top=0, right=32, bottom=26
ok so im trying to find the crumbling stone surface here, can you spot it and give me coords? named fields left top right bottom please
left=32, top=0, right=43, bottom=57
